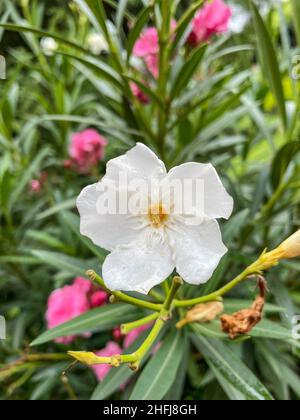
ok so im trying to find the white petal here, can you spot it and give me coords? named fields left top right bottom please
left=168, top=218, right=228, bottom=285
left=102, top=233, right=174, bottom=294
left=167, top=162, right=233, bottom=220
left=104, top=143, right=167, bottom=185
left=77, top=183, right=140, bottom=252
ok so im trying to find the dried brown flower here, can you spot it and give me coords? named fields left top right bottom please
left=220, top=276, right=266, bottom=339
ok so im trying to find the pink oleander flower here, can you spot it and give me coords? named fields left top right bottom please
left=30, top=172, right=48, bottom=193
left=30, top=179, right=41, bottom=193
left=124, top=323, right=152, bottom=349
left=90, top=290, right=108, bottom=308
left=133, top=27, right=159, bottom=57
left=130, top=82, right=150, bottom=104
left=188, top=0, right=232, bottom=46
left=46, top=277, right=108, bottom=344
left=133, top=22, right=176, bottom=78
left=133, top=27, right=159, bottom=78
left=69, top=129, right=108, bottom=174
left=92, top=342, right=122, bottom=381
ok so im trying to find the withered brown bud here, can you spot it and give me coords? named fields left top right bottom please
left=176, top=301, right=224, bottom=329
left=220, top=276, right=266, bottom=339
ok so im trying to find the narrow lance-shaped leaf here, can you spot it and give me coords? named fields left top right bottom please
left=30, top=250, right=88, bottom=277
left=31, top=304, right=141, bottom=346
left=129, top=329, right=185, bottom=400
left=170, top=44, right=207, bottom=100
left=57, top=52, right=123, bottom=90
left=249, top=1, right=287, bottom=131
left=270, top=141, right=300, bottom=190
left=0, top=23, right=88, bottom=54
left=127, top=6, right=152, bottom=60
left=192, top=333, right=273, bottom=400
left=291, top=0, right=300, bottom=46
left=116, top=0, right=129, bottom=31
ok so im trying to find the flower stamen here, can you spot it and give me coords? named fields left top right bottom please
left=148, top=203, right=169, bottom=228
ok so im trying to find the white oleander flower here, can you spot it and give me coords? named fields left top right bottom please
left=77, top=143, right=233, bottom=294
left=40, top=37, right=58, bottom=56
left=87, top=33, right=109, bottom=55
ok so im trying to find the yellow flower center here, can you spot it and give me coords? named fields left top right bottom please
left=148, top=203, right=169, bottom=228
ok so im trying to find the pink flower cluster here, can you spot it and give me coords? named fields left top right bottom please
left=46, top=278, right=153, bottom=382
left=133, top=27, right=160, bottom=78
left=46, top=277, right=107, bottom=345
left=131, top=1, right=231, bottom=103
left=188, top=0, right=232, bottom=46
left=66, top=129, right=108, bottom=174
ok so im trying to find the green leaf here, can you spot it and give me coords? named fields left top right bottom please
left=271, top=141, right=300, bottom=190
left=31, top=304, right=140, bottom=346
left=250, top=320, right=293, bottom=340
left=74, top=0, right=108, bottom=36
left=241, top=95, right=275, bottom=151
left=192, top=333, right=273, bottom=400
left=164, top=333, right=189, bottom=400
left=92, top=365, right=132, bottom=400
left=291, top=0, right=300, bottom=46
left=116, top=0, right=129, bottom=30
left=26, top=230, right=69, bottom=252
left=30, top=250, right=88, bottom=277
left=177, top=117, right=193, bottom=147
left=0, top=256, right=40, bottom=265
left=178, top=105, right=247, bottom=162
left=84, top=0, right=109, bottom=37
left=129, top=329, right=185, bottom=400
left=127, top=6, right=151, bottom=59
left=211, top=366, right=247, bottom=400
left=58, top=52, right=123, bottom=90
left=8, top=147, right=50, bottom=211
left=0, top=23, right=89, bottom=54
left=170, top=44, right=207, bottom=100
left=62, top=211, right=106, bottom=260
left=23, top=114, right=139, bottom=140
left=193, top=319, right=292, bottom=341
left=36, top=198, right=77, bottom=220
left=224, top=299, right=284, bottom=315
left=250, top=1, right=287, bottom=130
left=207, top=45, right=254, bottom=64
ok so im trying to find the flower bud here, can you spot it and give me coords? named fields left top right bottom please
left=87, top=33, right=108, bottom=55
left=257, top=229, right=300, bottom=270
left=276, top=229, right=300, bottom=259
left=40, top=37, right=58, bottom=56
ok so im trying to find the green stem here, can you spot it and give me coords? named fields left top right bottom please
left=132, top=276, right=182, bottom=368
left=87, top=270, right=162, bottom=312
left=162, top=278, right=170, bottom=296
left=121, top=313, right=159, bottom=334
left=174, top=267, right=256, bottom=308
